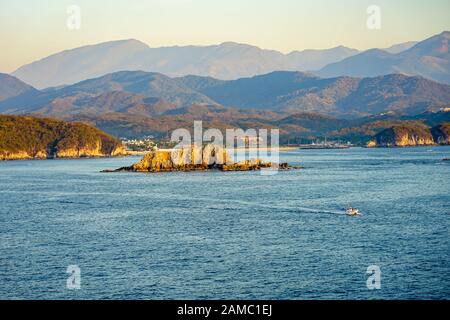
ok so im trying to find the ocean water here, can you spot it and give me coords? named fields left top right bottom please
left=0, top=146, right=449, bottom=300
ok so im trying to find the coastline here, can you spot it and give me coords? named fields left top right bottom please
left=127, top=146, right=298, bottom=156
left=0, top=154, right=130, bottom=162
left=2, top=145, right=449, bottom=161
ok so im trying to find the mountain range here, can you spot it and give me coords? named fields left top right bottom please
left=0, top=73, right=38, bottom=102
left=318, top=31, right=450, bottom=84
left=178, top=72, right=450, bottom=116
left=10, top=32, right=449, bottom=89
left=2, top=70, right=449, bottom=118
left=1, top=31, right=449, bottom=143
left=1, top=69, right=449, bottom=141
left=11, top=40, right=360, bottom=89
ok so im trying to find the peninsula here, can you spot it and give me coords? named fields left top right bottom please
left=0, top=115, right=126, bottom=160
left=367, top=123, right=450, bottom=147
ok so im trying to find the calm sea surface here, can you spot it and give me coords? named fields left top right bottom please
left=0, top=147, right=449, bottom=299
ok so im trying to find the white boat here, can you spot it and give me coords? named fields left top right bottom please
left=346, top=207, right=361, bottom=216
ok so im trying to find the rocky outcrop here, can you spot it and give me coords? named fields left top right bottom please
left=106, top=144, right=296, bottom=173
left=0, top=115, right=126, bottom=160
left=431, top=123, right=450, bottom=145
left=54, top=143, right=126, bottom=159
left=367, top=122, right=450, bottom=147
left=1, top=144, right=125, bottom=160
left=367, top=124, right=436, bottom=147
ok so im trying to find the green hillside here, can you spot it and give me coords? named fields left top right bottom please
left=0, top=115, right=125, bottom=160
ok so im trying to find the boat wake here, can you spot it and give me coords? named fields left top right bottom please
left=158, top=194, right=349, bottom=216
left=203, top=198, right=347, bottom=216
left=260, top=204, right=347, bottom=215
left=288, top=206, right=347, bottom=215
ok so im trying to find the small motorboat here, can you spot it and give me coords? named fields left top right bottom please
left=346, top=207, right=361, bottom=216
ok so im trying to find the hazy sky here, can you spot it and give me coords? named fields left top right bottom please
left=1, top=0, right=449, bottom=73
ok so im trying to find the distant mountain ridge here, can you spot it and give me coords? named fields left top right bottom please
left=2, top=70, right=448, bottom=143
left=178, top=72, right=450, bottom=117
left=0, top=73, right=38, bottom=101
left=318, top=31, right=450, bottom=84
left=11, top=32, right=450, bottom=90
left=2, top=64, right=450, bottom=144
left=1, top=70, right=449, bottom=120
left=12, top=40, right=361, bottom=89
left=383, top=41, right=418, bottom=54
left=0, top=71, right=216, bottom=115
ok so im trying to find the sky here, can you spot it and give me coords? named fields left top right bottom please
left=0, top=0, right=449, bottom=73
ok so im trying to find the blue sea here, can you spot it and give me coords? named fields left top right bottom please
left=0, top=147, right=449, bottom=299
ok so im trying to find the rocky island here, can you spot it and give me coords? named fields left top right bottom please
left=0, top=115, right=126, bottom=160
left=105, top=144, right=296, bottom=173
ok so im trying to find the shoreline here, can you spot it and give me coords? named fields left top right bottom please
left=127, top=146, right=298, bottom=156
left=2, top=145, right=449, bottom=161
left=0, top=154, right=129, bottom=162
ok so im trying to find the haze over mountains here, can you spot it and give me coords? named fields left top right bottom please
left=0, top=73, right=37, bottom=101
left=10, top=32, right=449, bottom=89
left=383, top=41, right=418, bottom=54
left=318, top=31, right=450, bottom=84
left=12, top=40, right=359, bottom=89
left=1, top=31, right=449, bottom=142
